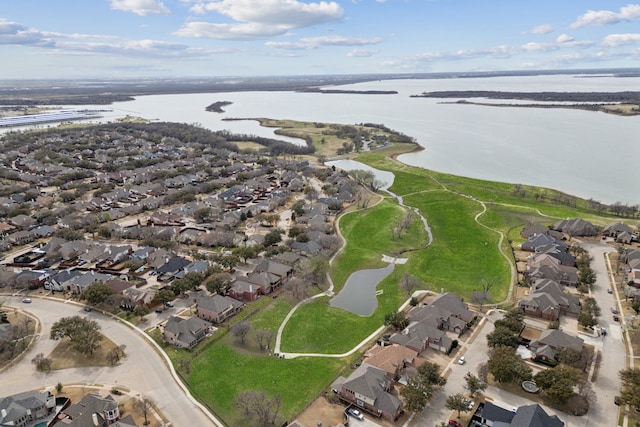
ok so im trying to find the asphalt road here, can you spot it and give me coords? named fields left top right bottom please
left=412, top=240, right=624, bottom=427
left=0, top=294, right=221, bottom=427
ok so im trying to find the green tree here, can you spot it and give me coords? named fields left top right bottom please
left=133, top=305, right=150, bottom=318
left=204, top=272, right=232, bottom=294
left=619, top=368, right=640, bottom=409
left=534, top=365, right=580, bottom=403
left=487, top=326, right=519, bottom=349
left=234, top=246, right=257, bottom=263
left=487, top=346, right=532, bottom=384
left=50, top=316, right=102, bottom=355
left=384, top=311, right=408, bottom=331
left=156, top=289, right=175, bottom=305
left=464, top=372, right=487, bottom=397
left=446, top=393, right=470, bottom=418
left=264, top=229, right=283, bottom=247
left=171, top=272, right=203, bottom=295
left=81, top=282, right=115, bottom=305
left=400, top=361, right=446, bottom=412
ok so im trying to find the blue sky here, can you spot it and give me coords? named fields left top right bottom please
left=1, top=0, right=640, bottom=79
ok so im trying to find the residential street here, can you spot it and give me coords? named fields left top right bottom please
left=413, top=240, right=624, bottom=427
left=0, top=295, right=221, bottom=427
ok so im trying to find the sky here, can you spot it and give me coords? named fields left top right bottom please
left=1, top=0, right=640, bottom=79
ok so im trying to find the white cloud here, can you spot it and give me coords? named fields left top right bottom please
left=524, top=24, right=554, bottom=35
left=110, top=0, right=170, bottom=16
left=602, top=33, right=640, bottom=47
left=347, top=48, right=377, bottom=57
left=571, top=4, right=640, bottom=29
left=175, top=22, right=289, bottom=40
left=0, top=19, right=53, bottom=46
left=265, top=35, right=381, bottom=50
left=413, top=38, right=595, bottom=63
left=556, top=34, right=574, bottom=43
left=300, top=35, right=382, bottom=46
left=189, top=0, right=343, bottom=27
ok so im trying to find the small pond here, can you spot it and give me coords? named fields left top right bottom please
left=329, top=263, right=394, bottom=316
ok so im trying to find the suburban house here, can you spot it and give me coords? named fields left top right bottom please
left=332, top=363, right=403, bottom=421
left=518, top=279, right=581, bottom=320
left=228, top=278, right=263, bottom=302
left=477, top=402, right=564, bottom=427
left=0, top=390, right=55, bottom=427
left=551, top=218, right=599, bottom=237
left=390, top=319, right=453, bottom=354
left=410, top=292, right=476, bottom=333
left=528, top=329, right=584, bottom=362
left=521, top=233, right=567, bottom=253
left=524, top=253, right=579, bottom=286
left=156, top=256, right=191, bottom=280
left=67, top=271, right=113, bottom=295
left=520, top=223, right=549, bottom=239
left=363, top=344, right=417, bottom=381
left=390, top=292, right=475, bottom=354
left=253, top=259, right=294, bottom=281
left=57, top=392, right=138, bottom=426
left=603, top=222, right=634, bottom=239
left=195, top=294, right=243, bottom=323
left=162, top=316, right=211, bottom=349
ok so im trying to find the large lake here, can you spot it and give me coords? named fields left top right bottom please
left=30, top=74, right=640, bottom=205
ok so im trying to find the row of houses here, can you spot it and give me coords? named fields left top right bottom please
left=328, top=293, right=477, bottom=421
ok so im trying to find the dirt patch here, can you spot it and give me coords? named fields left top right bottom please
left=294, top=395, right=346, bottom=426
left=46, top=334, right=121, bottom=369
left=520, top=326, right=542, bottom=341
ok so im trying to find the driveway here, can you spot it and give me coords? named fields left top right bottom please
left=0, top=294, right=221, bottom=427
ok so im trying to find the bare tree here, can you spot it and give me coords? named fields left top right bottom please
left=231, top=320, right=252, bottom=345
left=251, top=391, right=282, bottom=426
left=285, top=278, right=311, bottom=302
left=255, top=329, right=275, bottom=352
left=31, top=353, right=51, bottom=371
left=400, top=273, right=421, bottom=296
left=235, top=390, right=257, bottom=417
left=134, top=396, right=154, bottom=425
left=471, top=290, right=490, bottom=312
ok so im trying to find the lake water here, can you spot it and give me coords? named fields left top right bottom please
left=329, top=263, right=394, bottom=316
left=9, top=74, right=640, bottom=204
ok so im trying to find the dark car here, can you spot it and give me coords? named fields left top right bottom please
left=155, top=309, right=163, bottom=314
left=614, top=314, right=620, bottom=322
left=615, top=395, right=621, bottom=405
left=84, top=306, right=92, bottom=312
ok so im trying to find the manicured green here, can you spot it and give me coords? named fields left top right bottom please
left=187, top=338, right=345, bottom=426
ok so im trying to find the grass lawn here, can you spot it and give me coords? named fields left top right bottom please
left=46, top=334, right=120, bottom=369
left=186, top=336, right=348, bottom=426
left=280, top=197, right=426, bottom=354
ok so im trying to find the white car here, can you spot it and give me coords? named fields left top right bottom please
left=458, top=356, right=466, bottom=365
left=347, top=408, right=364, bottom=420
left=22, top=298, right=32, bottom=303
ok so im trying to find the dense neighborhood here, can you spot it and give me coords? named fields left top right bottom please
left=0, top=121, right=640, bottom=427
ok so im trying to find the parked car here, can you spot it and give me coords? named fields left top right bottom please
left=347, top=408, right=364, bottom=420
left=614, top=314, right=620, bottom=322
left=155, top=309, right=163, bottom=314
left=466, top=400, right=475, bottom=410
left=22, top=298, right=31, bottom=303
left=611, top=306, right=618, bottom=314
left=164, top=301, right=174, bottom=307
left=84, top=306, right=92, bottom=312
left=615, top=395, right=621, bottom=405
left=458, top=356, right=466, bottom=365
left=607, top=288, right=613, bottom=294
left=449, top=420, right=462, bottom=427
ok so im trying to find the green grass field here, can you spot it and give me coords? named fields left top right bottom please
left=186, top=337, right=346, bottom=426
left=179, top=137, right=622, bottom=426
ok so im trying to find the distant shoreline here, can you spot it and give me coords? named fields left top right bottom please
left=413, top=91, right=640, bottom=116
